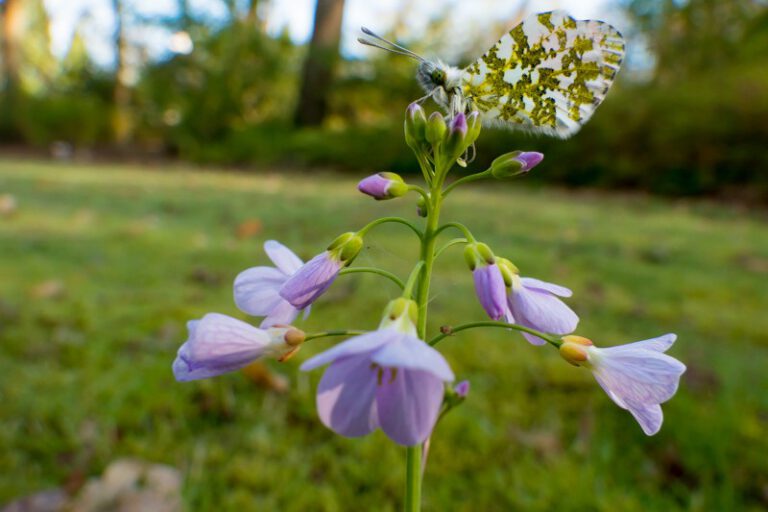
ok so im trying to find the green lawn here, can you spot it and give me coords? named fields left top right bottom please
left=1, top=158, right=767, bottom=511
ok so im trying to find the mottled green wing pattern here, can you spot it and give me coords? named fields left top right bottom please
left=462, top=10, right=625, bottom=138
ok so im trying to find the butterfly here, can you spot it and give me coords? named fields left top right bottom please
left=359, top=10, right=625, bottom=138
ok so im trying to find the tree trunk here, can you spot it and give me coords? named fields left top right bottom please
left=293, top=0, right=345, bottom=127
left=112, top=0, right=131, bottom=147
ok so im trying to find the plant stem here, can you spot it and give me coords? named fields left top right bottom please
left=356, top=216, right=423, bottom=239
left=404, top=164, right=448, bottom=512
left=442, top=168, right=491, bottom=197
left=339, top=267, right=405, bottom=289
left=427, top=321, right=562, bottom=347
left=303, top=330, right=367, bottom=342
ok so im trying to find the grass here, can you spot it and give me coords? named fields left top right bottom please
left=1, top=157, right=767, bottom=511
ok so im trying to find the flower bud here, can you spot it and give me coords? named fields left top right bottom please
left=379, top=297, right=419, bottom=334
left=404, top=102, right=427, bottom=151
left=416, top=195, right=428, bottom=217
left=559, top=335, right=594, bottom=366
left=425, top=112, right=447, bottom=146
left=327, top=232, right=364, bottom=264
left=463, top=242, right=495, bottom=270
left=443, top=112, right=479, bottom=163
left=495, top=257, right=519, bottom=287
left=466, top=111, right=482, bottom=145
left=357, top=172, right=408, bottom=200
left=491, top=151, right=544, bottom=178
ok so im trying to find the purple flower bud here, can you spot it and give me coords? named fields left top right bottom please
left=357, top=172, right=408, bottom=200
left=449, top=112, right=467, bottom=137
left=454, top=380, right=470, bottom=398
left=280, top=251, right=343, bottom=309
left=491, top=151, right=544, bottom=178
left=405, top=103, right=427, bottom=150
left=516, top=151, right=544, bottom=172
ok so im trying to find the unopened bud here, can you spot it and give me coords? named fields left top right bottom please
left=328, top=232, right=364, bottom=265
left=495, top=257, right=519, bottom=287
left=357, top=172, right=408, bottom=200
left=426, top=112, right=447, bottom=146
left=416, top=195, right=428, bottom=217
left=380, top=297, right=419, bottom=334
left=491, top=151, right=544, bottom=178
left=454, top=380, right=470, bottom=398
left=463, top=242, right=495, bottom=270
left=405, top=102, right=427, bottom=150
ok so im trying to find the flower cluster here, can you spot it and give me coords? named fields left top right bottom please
left=173, top=102, right=686, bottom=489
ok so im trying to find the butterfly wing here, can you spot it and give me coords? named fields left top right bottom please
left=461, top=10, right=625, bottom=138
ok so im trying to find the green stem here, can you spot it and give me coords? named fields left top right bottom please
left=405, top=445, right=421, bottom=512
left=357, top=216, right=423, bottom=239
left=427, top=321, right=562, bottom=347
left=434, top=238, right=467, bottom=259
left=442, top=169, right=491, bottom=197
left=404, top=164, right=448, bottom=512
left=339, top=267, right=405, bottom=290
left=407, top=184, right=430, bottom=206
left=402, top=261, right=425, bottom=299
left=303, top=330, right=367, bottom=342
left=435, top=221, right=476, bottom=242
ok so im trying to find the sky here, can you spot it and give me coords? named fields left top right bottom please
left=43, top=0, right=624, bottom=67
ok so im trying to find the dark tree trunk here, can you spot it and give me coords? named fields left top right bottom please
left=111, top=0, right=131, bottom=147
left=293, top=0, right=345, bottom=127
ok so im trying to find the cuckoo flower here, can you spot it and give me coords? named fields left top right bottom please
left=358, top=172, right=408, bottom=200
left=465, top=243, right=509, bottom=321
left=234, top=240, right=305, bottom=328
left=173, top=313, right=305, bottom=381
left=280, top=232, right=363, bottom=310
left=300, top=298, right=454, bottom=446
left=559, top=334, right=686, bottom=435
left=504, top=269, right=579, bottom=345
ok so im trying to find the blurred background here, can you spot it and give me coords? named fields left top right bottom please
left=1, top=0, right=767, bottom=511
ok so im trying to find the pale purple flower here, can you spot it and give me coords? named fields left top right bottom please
left=300, top=327, right=454, bottom=446
left=173, top=313, right=304, bottom=381
left=507, top=277, right=579, bottom=345
left=280, top=251, right=343, bottom=310
left=234, top=240, right=305, bottom=328
left=449, top=112, right=467, bottom=137
left=560, top=334, right=686, bottom=435
left=473, top=263, right=510, bottom=321
left=491, top=151, right=545, bottom=178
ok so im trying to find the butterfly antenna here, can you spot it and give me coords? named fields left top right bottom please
left=358, top=27, right=424, bottom=62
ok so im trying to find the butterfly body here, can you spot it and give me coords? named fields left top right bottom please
left=404, top=11, right=625, bottom=138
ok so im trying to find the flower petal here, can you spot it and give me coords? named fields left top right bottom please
left=592, top=348, right=685, bottom=406
left=300, top=330, right=394, bottom=372
left=316, top=354, right=379, bottom=438
left=173, top=313, right=270, bottom=381
left=259, top=299, right=300, bottom=328
left=473, top=264, right=509, bottom=321
left=233, top=266, right=286, bottom=316
left=371, top=334, right=455, bottom=382
left=264, top=240, right=304, bottom=276
left=509, top=286, right=579, bottom=345
left=611, top=333, right=677, bottom=353
left=520, top=277, right=573, bottom=297
left=280, top=252, right=342, bottom=309
left=627, top=403, right=664, bottom=436
left=376, top=369, right=445, bottom=446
